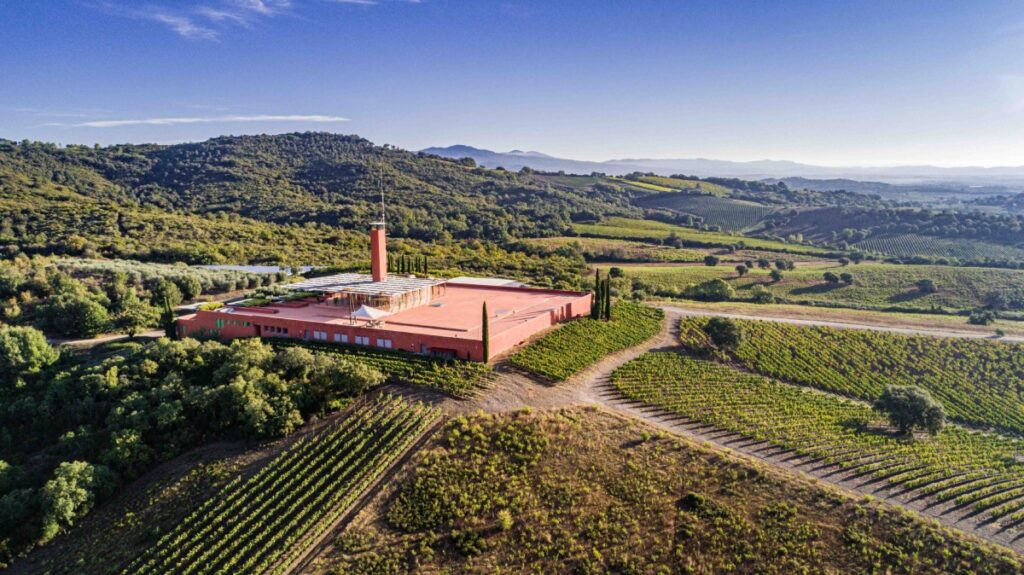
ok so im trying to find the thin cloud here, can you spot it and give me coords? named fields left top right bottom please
left=94, top=1, right=292, bottom=40
left=94, top=1, right=416, bottom=40
left=150, top=12, right=219, bottom=40
left=52, top=114, right=350, bottom=128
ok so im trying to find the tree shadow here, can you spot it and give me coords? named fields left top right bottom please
left=789, top=283, right=845, bottom=296
left=888, top=290, right=928, bottom=304
left=837, top=417, right=909, bottom=441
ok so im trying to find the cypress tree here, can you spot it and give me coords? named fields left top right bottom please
left=482, top=302, right=490, bottom=361
left=592, top=269, right=602, bottom=318
left=161, top=296, right=177, bottom=339
left=424, top=255, right=429, bottom=275
left=604, top=278, right=613, bottom=321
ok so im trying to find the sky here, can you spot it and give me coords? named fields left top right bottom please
left=3, top=0, right=1024, bottom=167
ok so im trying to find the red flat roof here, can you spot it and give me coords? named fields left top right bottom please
left=210, top=285, right=586, bottom=340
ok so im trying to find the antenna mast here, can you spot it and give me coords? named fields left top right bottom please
left=377, top=166, right=386, bottom=227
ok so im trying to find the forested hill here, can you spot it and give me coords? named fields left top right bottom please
left=0, top=133, right=641, bottom=241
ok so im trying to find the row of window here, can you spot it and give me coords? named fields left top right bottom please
left=215, top=319, right=252, bottom=329
left=262, top=325, right=393, bottom=349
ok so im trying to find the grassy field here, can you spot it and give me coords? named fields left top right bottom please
left=855, top=233, right=1024, bottom=262
left=508, top=301, right=663, bottom=381
left=679, top=316, right=1024, bottom=435
left=604, top=261, right=1024, bottom=312
left=613, top=352, right=1024, bottom=534
left=520, top=236, right=706, bottom=262
left=573, top=217, right=834, bottom=255
left=639, top=193, right=776, bottom=231
left=314, top=408, right=1022, bottom=575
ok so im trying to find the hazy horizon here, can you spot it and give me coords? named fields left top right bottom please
left=4, top=1, right=1024, bottom=167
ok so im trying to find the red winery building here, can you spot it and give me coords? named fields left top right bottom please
left=176, top=224, right=591, bottom=362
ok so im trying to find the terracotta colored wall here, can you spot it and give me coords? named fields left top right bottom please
left=178, top=290, right=592, bottom=363
left=486, top=292, right=591, bottom=360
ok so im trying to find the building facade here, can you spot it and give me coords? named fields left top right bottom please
left=176, top=225, right=591, bottom=362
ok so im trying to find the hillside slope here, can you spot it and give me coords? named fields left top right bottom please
left=0, top=135, right=642, bottom=242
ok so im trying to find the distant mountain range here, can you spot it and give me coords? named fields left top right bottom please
left=421, top=145, right=1024, bottom=188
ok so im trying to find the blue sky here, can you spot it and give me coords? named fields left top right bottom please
left=3, top=0, right=1024, bottom=166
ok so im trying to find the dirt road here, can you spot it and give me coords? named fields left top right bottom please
left=660, top=304, right=1024, bottom=342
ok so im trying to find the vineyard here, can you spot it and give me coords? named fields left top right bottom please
left=678, top=317, right=1024, bottom=435
left=855, top=233, right=1024, bottom=262
left=639, top=193, right=776, bottom=231
left=508, top=301, right=663, bottom=381
left=122, top=395, right=440, bottom=575
left=612, top=352, right=1024, bottom=530
left=272, top=340, right=491, bottom=398
left=572, top=217, right=834, bottom=255
left=636, top=175, right=733, bottom=195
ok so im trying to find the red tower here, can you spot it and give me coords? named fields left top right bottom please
left=370, top=223, right=387, bottom=282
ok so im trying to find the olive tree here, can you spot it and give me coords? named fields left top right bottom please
left=873, top=385, right=945, bottom=437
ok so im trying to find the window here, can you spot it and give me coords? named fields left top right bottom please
left=334, top=333, right=348, bottom=344
left=355, top=335, right=370, bottom=346
left=313, top=330, right=328, bottom=341
left=376, top=338, right=393, bottom=349
left=216, top=319, right=225, bottom=329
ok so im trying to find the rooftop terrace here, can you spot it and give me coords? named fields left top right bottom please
left=285, top=272, right=442, bottom=297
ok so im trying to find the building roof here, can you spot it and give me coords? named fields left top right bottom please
left=447, top=276, right=527, bottom=288
left=198, top=284, right=587, bottom=339
left=285, top=272, right=442, bottom=296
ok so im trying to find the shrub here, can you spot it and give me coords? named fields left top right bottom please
left=704, top=255, right=720, bottom=267
left=750, top=285, right=775, bottom=304
left=37, top=293, right=109, bottom=338
left=916, top=279, right=937, bottom=294
left=0, top=325, right=58, bottom=388
left=968, top=309, right=996, bottom=326
left=685, top=279, right=734, bottom=302
left=823, top=272, right=840, bottom=284
left=702, top=317, right=742, bottom=350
